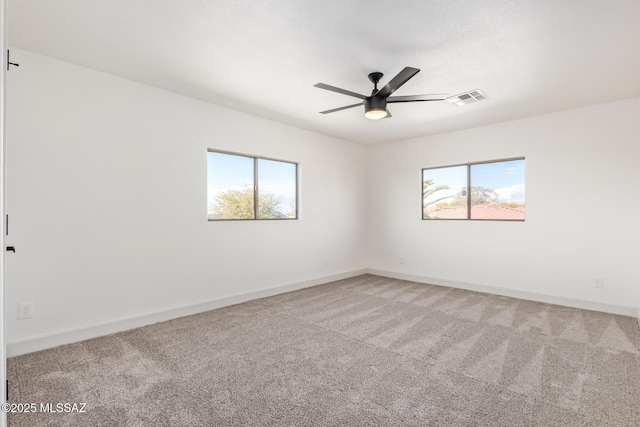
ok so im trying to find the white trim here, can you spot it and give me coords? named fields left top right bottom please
left=367, top=268, right=638, bottom=317
left=7, top=269, right=366, bottom=357
left=1, top=0, right=8, bottom=425
left=7, top=267, right=638, bottom=357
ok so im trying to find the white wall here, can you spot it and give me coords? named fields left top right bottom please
left=5, top=49, right=367, bottom=351
left=368, top=98, right=640, bottom=314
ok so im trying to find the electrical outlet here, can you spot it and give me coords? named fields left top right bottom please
left=400, top=257, right=405, bottom=265
left=323, top=259, right=328, bottom=268
left=594, top=277, right=604, bottom=288
left=18, top=303, right=33, bottom=319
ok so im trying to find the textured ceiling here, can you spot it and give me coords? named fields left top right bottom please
left=8, top=0, right=640, bottom=145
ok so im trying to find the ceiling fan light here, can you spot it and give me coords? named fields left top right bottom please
left=365, top=108, right=388, bottom=120
left=364, top=96, right=388, bottom=120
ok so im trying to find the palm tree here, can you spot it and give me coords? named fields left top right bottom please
left=423, top=179, right=452, bottom=218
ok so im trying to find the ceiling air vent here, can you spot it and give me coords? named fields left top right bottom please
left=446, top=89, right=488, bottom=106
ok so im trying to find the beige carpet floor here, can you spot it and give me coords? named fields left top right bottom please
left=7, top=274, right=640, bottom=426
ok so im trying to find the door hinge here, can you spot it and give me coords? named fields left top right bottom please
left=7, top=49, right=19, bottom=71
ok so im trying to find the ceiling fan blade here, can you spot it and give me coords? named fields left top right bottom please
left=387, top=94, right=448, bottom=103
left=319, top=102, right=363, bottom=114
left=314, top=83, right=367, bottom=100
left=384, top=109, right=392, bottom=119
left=375, top=67, right=420, bottom=99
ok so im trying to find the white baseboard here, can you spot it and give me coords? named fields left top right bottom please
left=8, top=268, right=637, bottom=357
left=7, top=269, right=367, bottom=357
left=367, top=268, right=638, bottom=317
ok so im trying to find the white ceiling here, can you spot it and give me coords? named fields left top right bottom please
left=8, top=0, right=640, bottom=145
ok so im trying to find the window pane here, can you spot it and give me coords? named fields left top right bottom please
left=423, top=165, right=467, bottom=219
left=257, top=159, right=297, bottom=219
left=207, top=152, right=254, bottom=220
left=470, top=159, right=525, bottom=220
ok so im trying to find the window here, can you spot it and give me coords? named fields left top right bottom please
left=207, top=150, right=298, bottom=221
left=422, top=165, right=468, bottom=220
left=422, top=158, right=525, bottom=221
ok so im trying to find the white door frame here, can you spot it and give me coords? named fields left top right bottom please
left=0, top=0, right=7, bottom=424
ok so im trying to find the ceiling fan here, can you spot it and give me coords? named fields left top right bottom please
left=314, top=66, right=447, bottom=120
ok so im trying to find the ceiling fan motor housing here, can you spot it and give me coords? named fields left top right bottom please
left=365, top=95, right=387, bottom=112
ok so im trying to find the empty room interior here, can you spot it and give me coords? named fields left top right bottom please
left=1, top=0, right=640, bottom=426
